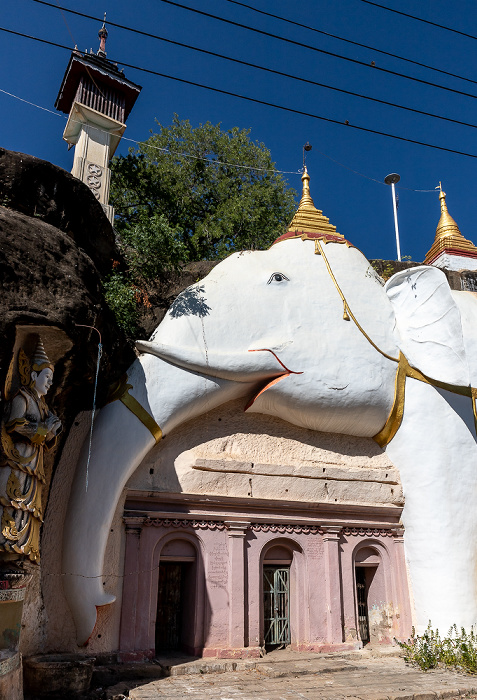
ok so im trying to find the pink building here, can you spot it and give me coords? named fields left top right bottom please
left=39, top=171, right=414, bottom=662
left=119, top=491, right=411, bottom=660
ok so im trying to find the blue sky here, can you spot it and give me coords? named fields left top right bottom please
left=2, top=0, right=477, bottom=262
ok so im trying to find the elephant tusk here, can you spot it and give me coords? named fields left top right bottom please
left=248, top=348, right=303, bottom=376
left=244, top=349, right=303, bottom=410
left=244, top=372, right=291, bottom=411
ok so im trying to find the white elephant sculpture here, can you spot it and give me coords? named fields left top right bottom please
left=63, top=204, right=477, bottom=645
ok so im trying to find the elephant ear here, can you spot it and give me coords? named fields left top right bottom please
left=385, top=265, right=469, bottom=386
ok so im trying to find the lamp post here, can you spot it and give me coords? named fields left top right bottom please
left=384, top=173, right=401, bottom=262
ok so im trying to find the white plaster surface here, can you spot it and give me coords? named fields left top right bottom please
left=129, top=399, right=402, bottom=506
left=385, top=270, right=477, bottom=633
left=41, top=412, right=126, bottom=653
left=61, top=240, right=477, bottom=644
left=432, top=252, right=477, bottom=271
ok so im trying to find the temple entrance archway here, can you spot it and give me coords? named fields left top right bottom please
left=354, top=545, right=383, bottom=646
left=262, top=544, right=293, bottom=648
left=155, top=538, right=197, bottom=653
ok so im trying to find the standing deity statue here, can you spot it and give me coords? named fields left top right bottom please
left=0, top=338, right=62, bottom=564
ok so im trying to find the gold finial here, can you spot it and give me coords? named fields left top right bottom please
left=424, top=184, right=477, bottom=264
left=287, top=167, right=342, bottom=237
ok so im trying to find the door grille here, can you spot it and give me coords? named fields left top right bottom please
left=355, top=566, right=370, bottom=644
left=263, top=566, right=290, bottom=646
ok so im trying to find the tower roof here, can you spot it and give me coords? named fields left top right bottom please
left=273, top=167, right=350, bottom=246
left=55, top=19, right=141, bottom=121
left=424, top=186, right=477, bottom=265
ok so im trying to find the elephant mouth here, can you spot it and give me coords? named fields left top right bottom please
left=244, top=349, right=302, bottom=410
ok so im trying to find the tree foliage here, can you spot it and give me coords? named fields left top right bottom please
left=106, top=116, right=296, bottom=335
left=110, top=115, right=296, bottom=270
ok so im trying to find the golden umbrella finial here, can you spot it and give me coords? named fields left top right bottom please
left=424, top=183, right=477, bottom=264
left=286, top=165, right=342, bottom=237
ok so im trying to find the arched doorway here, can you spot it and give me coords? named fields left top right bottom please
left=263, top=544, right=293, bottom=649
left=155, top=538, right=197, bottom=653
left=354, top=546, right=382, bottom=646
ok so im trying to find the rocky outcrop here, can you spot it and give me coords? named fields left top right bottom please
left=0, top=151, right=135, bottom=515
left=0, top=200, right=133, bottom=418
left=0, top=147, right=116, bottom=274
left=0, top=150, right=219, bottom=493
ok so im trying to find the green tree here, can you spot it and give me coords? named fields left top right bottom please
left=110, top=115, right=297, bottom=268
left=106, top=116, right=296, bottom=334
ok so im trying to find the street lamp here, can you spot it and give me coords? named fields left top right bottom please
left=384, top=173, right=401, bottom=262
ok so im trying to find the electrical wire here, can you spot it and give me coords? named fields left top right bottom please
left=17, top=10, right=477, bottom=132
left=0, top=87, right=63, bottom=116
left=0, top=86, right=441, bottom=192
left=223, top=0, right=477, bottom=88
left=31, top=0, right=477, bottom=103
left=0, top=87, right=300, bottom=175
left=3, top=27, right=477, bottom=161
left=54, top=0, right=76, bottom=46
left=357, top=0, right=477, bottom=42
left=313, top=147, right=437, bottom=191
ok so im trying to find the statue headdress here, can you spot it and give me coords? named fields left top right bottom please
left=31, top=338, right=53, bottom=373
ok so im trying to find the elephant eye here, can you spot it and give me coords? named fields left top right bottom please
left=267, top=272, right=289, bottom=284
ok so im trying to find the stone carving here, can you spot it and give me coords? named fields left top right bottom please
left=0, top=338, right=61, bottom=564
left=86, top=162, right=103, bottom=200
left=251, top=524, right=322, bottom=535
left=143, top=518, right=226, bottom=530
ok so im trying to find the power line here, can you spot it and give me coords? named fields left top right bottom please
left=0, top=87, right=426, bottom=189
left=16, top=9, right=477, bottom=131
left=31, top=0, right=477, bottom=102
left=357, top=0, right=477, bottom=42
left=223, top=0, right=477, bottom=89
left=0, top=87, right=300, bottom=175
left=0, top=87, right=447, bottom=190
left=314, top=147, right=436, bottom=191
left=3, top=26, right=477, bottom=160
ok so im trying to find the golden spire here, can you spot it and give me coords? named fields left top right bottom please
left=424, top=183, right=477, bottom=264
left=287, top=167, right=342, bottom=237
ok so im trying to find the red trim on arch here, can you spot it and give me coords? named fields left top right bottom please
left=272, top=231, right=353, bottom=247
left=425, top=248, right=477, bottom=266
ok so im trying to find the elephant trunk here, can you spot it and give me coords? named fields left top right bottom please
left=62, top=353, right=255, bottom=645
left=135, top=339, right=293, bottom=382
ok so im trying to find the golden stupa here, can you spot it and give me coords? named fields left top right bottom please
left=424, top=185, right=477, bottom=265
left=287, top=167, right=342, bottom=237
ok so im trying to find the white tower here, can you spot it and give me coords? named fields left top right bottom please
left=55, top=18, right=141, bottom=222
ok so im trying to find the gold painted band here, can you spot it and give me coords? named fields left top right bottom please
left=316, top=241, right=477, bottom=445
left=106, top=374, right=162, bottom=443
left=119, top=392, right=163, bottom=443
left=373, top=353, right=408, bottom=448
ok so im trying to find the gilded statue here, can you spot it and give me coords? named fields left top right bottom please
left=0, top=338, right=62, bottom=564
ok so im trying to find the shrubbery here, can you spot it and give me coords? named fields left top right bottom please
left=397, top=622, right=477, bottom=674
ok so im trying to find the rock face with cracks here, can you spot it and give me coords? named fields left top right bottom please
left=0, top=149, right=134, bottom=420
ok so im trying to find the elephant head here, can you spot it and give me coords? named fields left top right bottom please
left=62, top=170, right=477, bottom=644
